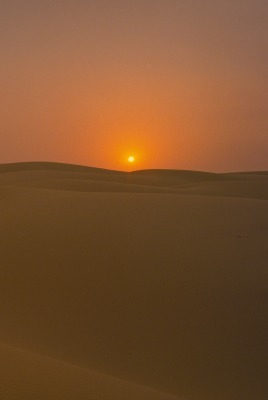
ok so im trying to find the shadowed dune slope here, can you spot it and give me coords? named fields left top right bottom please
left=176, top=179, right=268, bottom=200
left=0, top=161, right=119, bottom=175
left=1, top=162, right=268, bottom=199
left=0, top=163, right=268, bottom=400
left=0, top=162, right=233, bottom=190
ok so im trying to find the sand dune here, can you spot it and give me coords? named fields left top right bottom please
left=0, top=162, right=267, bottom=400
left=0, top=161, right=232, bottom=189
left=0, top=342, right=178, bottom=400
left=176, top=179, right=268, bottom=200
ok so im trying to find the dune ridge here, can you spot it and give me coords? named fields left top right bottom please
left=1, top=161, right=268, bottom=199
left=0, top=162, right=267, bottom=400
left=0, top=341, right=180, bottom=400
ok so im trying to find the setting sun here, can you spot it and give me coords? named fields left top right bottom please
left=128, top=156, right=135, bottom=163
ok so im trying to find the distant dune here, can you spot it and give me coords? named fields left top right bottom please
left=0, top=162, right=267, bottom=400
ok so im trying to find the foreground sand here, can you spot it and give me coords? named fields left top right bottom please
left=0, top=162, right=267, bottom=400
left=0, top=342, right=178, bottom=400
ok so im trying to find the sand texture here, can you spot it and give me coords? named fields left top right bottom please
left=0, top=162, right=267, bottom=400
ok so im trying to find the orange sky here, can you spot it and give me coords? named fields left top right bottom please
left=1, top=0, right=268, bottom=171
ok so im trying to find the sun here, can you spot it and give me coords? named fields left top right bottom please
left=128, top=156, right=135, bottom=163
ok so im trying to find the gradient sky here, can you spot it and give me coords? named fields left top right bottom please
left=1, top=0, right=267, bottom=171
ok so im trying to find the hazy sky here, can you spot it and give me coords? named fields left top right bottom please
left=1, top=0, right=267, bottom=171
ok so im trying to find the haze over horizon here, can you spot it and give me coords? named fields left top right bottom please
left=1, top=0, right=268, bottom=172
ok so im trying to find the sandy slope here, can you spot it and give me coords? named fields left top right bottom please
left=0, top=162, right=267, bottom=400
left=0, top=342, right=178, bottom=400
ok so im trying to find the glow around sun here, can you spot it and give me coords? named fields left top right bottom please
left=128, top=156, right=135, bottom=163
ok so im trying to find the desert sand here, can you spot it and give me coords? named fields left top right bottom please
left=0, top=162, right=267, bottom=400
